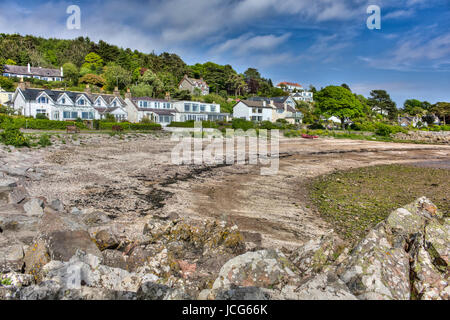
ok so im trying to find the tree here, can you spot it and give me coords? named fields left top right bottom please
left=130, top=83, right=154, bottom=97
left=0, top=76, right=15, bottom=91
left=81, top=52, right=103, bottom=75
left=79, top=74, right=106, bottom=87
left=103, top=64, right=132, bottom=90
left=62, top=62, right=79, bottom=86
left=315, top=86, right=365, bottom=129
left=341, top=83, right=351, bottom=92
left=139, top=70, right=163, bottom=97
left=368, top=90, right=397, bottom=120
left=430, top=102, right=450, bottom=125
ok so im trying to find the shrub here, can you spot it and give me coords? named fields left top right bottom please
left=232, top=119, right=256, bottom=131
left=375, top=123, right=393, bottom=136
left=38, top=134, right=52, bottom=147
left=308, top=123, right=325, bottom=130
left=0, top=125, right=30, bottom=147
left=35, top=113, right=49, bottom=120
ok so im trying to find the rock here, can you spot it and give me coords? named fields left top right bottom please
left=8, top=187, right=29, bottom=204
left=137, top=282, right=190, bottom=300
left=48, top=199, right=64, bottom=212
left=411, top=246, right=449, bottom=300
left=209, top=249, right=298, bottom=299
left=102, top=249, right=128, bottom=270
left=81, top=210, right=111, bottom=226
left=425, top=218, right=449, bottom=265
left=71, top=207, right=83, bottom=215
left=46, top=230, right=103, bottom=262
left=0, top=178, right=17, bottom=188
left=94, top=230, right=119, bottom=251
left=289, top=232, right=346, bottom=278
left=0, top=244, right=24, bottom=273
left=338, top=223, right=411, bottom=300
left=1, top=272, right=34, bottom=288
left=23, top=239, right=51, bottom=279
left=280, top=272, right=357, bottom=300
left=19, top=280, right=62, bottom=300
left=23, top=198, right=44, bottom=217
left=38, top=208, right=86, bottom=234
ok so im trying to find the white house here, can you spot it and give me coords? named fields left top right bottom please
left=276, top=82, right=302, bottom=93
left=124, top=96, right=177, bottom=125
left=3, top=64, right=63, bottom=82
left=125, top=96, right=228, bottom=125
left=178, top=75, right=210, bottom=96
left=292, top=91, right=313, bottom=103
left=0, top=87, right=14, bottom=106
left=233, top=99, right=303, bottom=124
left=11, top=84, right=127, bottom=121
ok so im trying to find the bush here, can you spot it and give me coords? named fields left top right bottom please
left=38, top=134, right=52, bottom=147
left=0, top=125, right=30, bottom=147
left=167, top=121, right=219, bottom=129
left=232, top=119, right=256, bottom=131
left=99, top=122, right=161, bottom=131
left=375, top=123, right=393, bottom=136
left=35, top=113, right=49, bottom=120
left=308, top=123, right=325, bottom=130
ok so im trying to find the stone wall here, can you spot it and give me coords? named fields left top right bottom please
left=394, top=130, right=450, bottom=144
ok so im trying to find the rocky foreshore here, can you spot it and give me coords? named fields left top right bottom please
left=0, top=146, right=448, bottom=300
left=394, top=130, right=450, bottom=144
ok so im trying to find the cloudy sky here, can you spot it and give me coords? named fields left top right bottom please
left=0, top=0, right=449, bottom=105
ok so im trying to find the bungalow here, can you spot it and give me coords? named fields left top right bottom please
left=11, top=84, right=127, bottom=121
left=3, top=64, right=63, bottom=82
left=173, top=100, right=228, bottom=122
left=179, top=75, right=210, bottom=96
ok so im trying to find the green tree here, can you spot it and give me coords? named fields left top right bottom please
left=368, top=90, right=397, bottom=120
left=82, top=52, right=103, bottom=74
left=79, top=73, right=106, bottom=87
left=315, top=86, right=365, bottom=129
left=103, top=64, right=132, bottom=90
left=403, top=99, right=425, bottom=116
left=62, top=62, right=79, bottom=86
left=130, top=83, right=154, bottom=97
left=430, top=102, right=450, bottom=125
left=140, top=70, right=163, bottom=97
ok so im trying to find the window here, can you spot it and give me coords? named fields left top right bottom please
left=258, top=108, right=262, bottom=114
left=113, top=101, right=117, bottom=107
left=63, top=111, right=71, bottom=119
left=53, top=112, right=59, bottom=120
left=36, top=109, right=47, bottom=116
left=155, top=102, right=160, bottom=109
left=38, top=97, right=48, bottom=104
left=192, top=104, right=199, bottom=112
left=82, top=112, right=89, bottom=119
left=184, top=103, right=191, bottom=112
left=200, top=105, right=206, bottom=112
left=210, top=105, right=216, bottom=112
left=78, top=99, right=85, bottom=106
left=71, top=112, right=78, bottom=119
left=61, top=98, right=66, bottom=104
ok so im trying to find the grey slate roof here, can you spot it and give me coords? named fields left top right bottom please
left=4, top=65, right=62, bottom=77
left=18, top=88, right=124, bottom=105
left=248, top=96, right=290, bottom=103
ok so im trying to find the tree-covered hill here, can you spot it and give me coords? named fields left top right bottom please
left=0, top=33, right=281, bottom=105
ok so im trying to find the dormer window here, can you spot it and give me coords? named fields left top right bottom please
left=78, top=99, right=85, bottom=106
left=61, top=98, right=66, bottom=104
left=38, top=97, right=48, bottom=104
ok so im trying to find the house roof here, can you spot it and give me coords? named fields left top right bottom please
left=247, top=96, right=291, bottom=104
left=137, top=108, right=175, bottom=116
left=4, top=65, right=62, bottom=78
left=17, top=88, right=124, bottom=105
left=180, top=75, right=209, bottom=88
left=236, top=100, right=272, bottom=109
left=277, top=82, right=302, bottom=88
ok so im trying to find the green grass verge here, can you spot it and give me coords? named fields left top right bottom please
left=308, top=164, right=449, bottom=244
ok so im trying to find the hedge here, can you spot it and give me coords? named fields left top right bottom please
left=98, top=122, right=161, bottom=131
left=0, top=116, right=86, bottom=130
left=167, top=120, right=219, bottom=128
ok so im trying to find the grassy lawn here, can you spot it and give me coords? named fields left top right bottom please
left=308, top=164, right=449, bottom=244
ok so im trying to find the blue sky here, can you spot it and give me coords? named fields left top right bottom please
left=0, top=0, right=449, bottom=106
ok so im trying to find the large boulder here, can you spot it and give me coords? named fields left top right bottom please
left=209, top=249, right=297, bottom=300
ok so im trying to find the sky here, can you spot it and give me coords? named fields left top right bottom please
left=0, top=0, right=449, bottom=106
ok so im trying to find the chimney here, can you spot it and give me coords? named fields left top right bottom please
left=263, top=100, right=266, bottom=107
left=60, top=66, right=64, bottom=77
left=113, top=86, right=120, bottom=97
left=165, top=92, right=170, bottom=101
left=125, top=88, right=132, bottom=99
left=85, top=84, right=91, bottom=94
left=18, top=78, right=26, bottom=90
left=27, top=63, right=31, bottom=73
